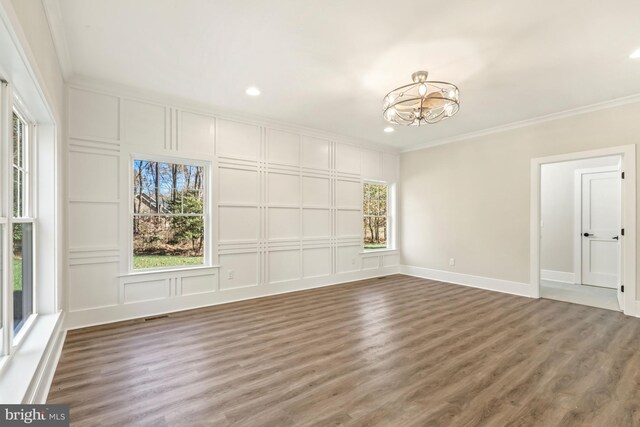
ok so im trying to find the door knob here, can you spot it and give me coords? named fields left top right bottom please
left=583, top=232, right=593, bottom=237
left=613, top=236, right=619, bottom=240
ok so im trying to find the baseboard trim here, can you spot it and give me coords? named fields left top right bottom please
left=66, top=266, right=401, bottom=330
left=633, top=300, right=640, bottom=318
left=401, top=265, right=536, bottom=298
left=540, top=269, right=575, bottom=284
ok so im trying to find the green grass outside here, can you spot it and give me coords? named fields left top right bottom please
left=364, top=244, right=387, bottom=250
left=134, top=255, right=203, bottom=270
left=13, top=258, right=22, bottom=291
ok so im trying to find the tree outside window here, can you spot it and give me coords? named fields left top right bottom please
left=363, top=182, right=389, bottom=250
left=132, top=159, right=206, bottom=270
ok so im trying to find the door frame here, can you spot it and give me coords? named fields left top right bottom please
left=530, top=145, right=636, bottom=316
left=573, top=164, right=621, bottom=286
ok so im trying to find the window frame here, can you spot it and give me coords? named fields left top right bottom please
left=129, top=154, right=211, bottom=273
left=8, top=101, right=37, bottom=346
left=362, top=180, right=393, bottom=252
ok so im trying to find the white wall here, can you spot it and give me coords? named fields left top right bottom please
left=400, top=99, right=640, bottom=307
left=65, top=83, right=400, bottom=328
left=540, top=156, right=619, bottom=279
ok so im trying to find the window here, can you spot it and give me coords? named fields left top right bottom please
left=132, top=159, right=206, bottom=270
left=363, top=182, right=389, bottom=250
left=0, top=44, right=60, bottom=398
left=12, top=110, right=34, bottom=335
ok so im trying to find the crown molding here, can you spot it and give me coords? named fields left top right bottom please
left=402, top=93, right=640, bottom=153
left=67, top=75, right=401, bottom=154
left=42, top=0, right=73, bottom=79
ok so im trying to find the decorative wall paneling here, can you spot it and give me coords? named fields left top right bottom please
left=67, top=90, right=123, bottom=316
left=66, top=84, right=400, bottom=329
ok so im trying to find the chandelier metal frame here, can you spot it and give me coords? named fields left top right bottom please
left=383, top=71, right=460, bottom=126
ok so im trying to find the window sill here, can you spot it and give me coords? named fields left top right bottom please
left=12, top=313, right=38, bottom=349
left=360, top=249, right=398, bottom=256
left=118, top=264, right=220, bottom=278
left=0, top=312, right=64, bottom=403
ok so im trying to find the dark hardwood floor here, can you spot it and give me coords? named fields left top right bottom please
left=48, top=275, right=640, bottom=426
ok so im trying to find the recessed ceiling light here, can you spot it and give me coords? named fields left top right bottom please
left=384, top=126, right=394, bottom=133
left=246, top=86, right=261, bottom=96
left=630, top=48, right=640, bottom=59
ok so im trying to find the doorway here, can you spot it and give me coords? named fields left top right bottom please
left=530, top=146, right=636, bottom=315
left=540, top=156, right=620, bottom=310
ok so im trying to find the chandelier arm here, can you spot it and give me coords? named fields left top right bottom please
left=423, top=81, right=460, bottom=91
left=391, top=115, right=414, bottom=126
left=425, top=109, right=448, bottom=124
left=382, top=81, right=422, bottom=99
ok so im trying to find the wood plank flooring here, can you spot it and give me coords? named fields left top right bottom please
left=48, top=275, right=640, bottom=426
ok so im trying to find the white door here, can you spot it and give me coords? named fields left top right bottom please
left=581, top=171, right=621, bottom=289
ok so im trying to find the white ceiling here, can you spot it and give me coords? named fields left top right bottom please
left=47, top=0, right=640, bottom=149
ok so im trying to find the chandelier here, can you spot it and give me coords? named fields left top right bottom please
left=383, top=71, right=459, bottom=126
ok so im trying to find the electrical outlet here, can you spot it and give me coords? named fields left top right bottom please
left=449, top=258, right=455, bottom=266
left=351, top=258, right=356, bottom=265
left=228, top=270, right=234, bottom=280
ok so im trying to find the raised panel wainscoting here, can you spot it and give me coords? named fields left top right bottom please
left=65, top=84, right=400, bottom=329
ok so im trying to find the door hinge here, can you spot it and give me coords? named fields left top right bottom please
left=622, top=171, right=625, bottom=179
left=621, top=285, right=625, bottom=293
left=621, top=228, right=625, bottom=236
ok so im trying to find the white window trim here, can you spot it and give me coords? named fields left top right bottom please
left=128, top=154, right=212, bottom=274
left=363, top=180, right=394, bottom=252
left=0, top=82, right=40, bottom=365
left=10, top=103, right=37, bottom=346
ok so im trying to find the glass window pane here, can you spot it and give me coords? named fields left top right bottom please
left=133, top=160, right=204, bottom=215
left=13, top=166, right=23, bottom=217
left=379, top=184, right=387, bottom=201
left=364, top=216, right=387, bottom=250
left=372, top=201, right=381, bottom=216
left=133, top=159, right=206, bottom=270
left=13, top=223, right=33, bottom=334
left=364, top=217, right=372, bottom=244
left=363, top=182, right=389, bottom=250
left=173, top=191, right=205, bottom=215
left=379, top=198, right=387, bottom=216
left=133, top=216, right=204, bottom=269
left=13, top=112, right=24, bottom=169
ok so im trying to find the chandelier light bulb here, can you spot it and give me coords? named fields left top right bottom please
left=418, top=84, right=427, bottom=96
left=444, top=104, right=453, bottom=116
